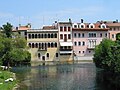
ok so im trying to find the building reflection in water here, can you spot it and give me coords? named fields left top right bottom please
left=13, top=63, right=96, bottom=90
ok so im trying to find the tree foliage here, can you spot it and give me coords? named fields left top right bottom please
left=93, top=38, right=120, bottom=73
left=0, top=22, right=31, bottom=66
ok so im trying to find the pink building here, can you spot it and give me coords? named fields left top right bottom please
left=72, top=20, right=109, bottom=60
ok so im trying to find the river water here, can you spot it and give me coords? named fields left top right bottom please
left=11, top=63, right=114, bottom=90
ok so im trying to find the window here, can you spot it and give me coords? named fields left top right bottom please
left=51, top=34, right=53, bottom=38
left=38, top=34, right=40, bottom=38
left=74, top=25, right=77, bottom=28
left=35, top=34, right=37, bottom=38
left=74, top=33, right=77, bottom=38
left=44, top=34, right=47, bottom=38
left=51, top=43, right=54, bottom=47
left=79, top=51, right=81, bottom=53
left=28, top=43, right=31, bottom=48
left=82, top=33, right=84, bottom=37
left=32, top=34, right=34, bottom=39
left=100, top=33, right=102, bottom=37
left=68, top=34, right=71, bottom=39
left=25, top=32, right=27, bottom=35
left=28, top=34, right=31, bottom=39
left=68, top=46, right=71, bottom=49
left=41, top=34, right=43, bottom=38
left=64, top=26, right=67, bottom=31
left=60, top=27, right=63, bottom=31
left=74, top=42, right=77, bottom=46
left=46, top=53, right=49, bottom=58
left=38, top=53, right=41, bottom=59
left=48, top=34, right=50, bottom=38
left=83, top=51, right=85, bottom=53
left=56, top=53, right=58, bottom=57
left=68, top=27, right=70, bottom=31
left=48, top=43, right=50, bottom=48
left=78, top=33, right=81, bottom=38
left=89, top=33, right=96, bottom=37
left=60, top=34, right=63, bottom=39
left=82, top=41, right=85, bottom=46
left=78, top=42, right=81, bottom=46
left=81, top=25, right=84, bottom=28
left=55, top=33, right=57, bottom=38
left=89, top=51, right=91, bottom=53
left=105, top=33, right=107, bottom=37
left=55, top=43, right=57, bottom=47
left=112, top=34, right=114, bottom=38
left=35, top=43, right=38, bottom=48
left=32, top=43, right=34, bottom=48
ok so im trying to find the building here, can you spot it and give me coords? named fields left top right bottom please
left=27, top=25, right=59, bottom=61
left=58, top=19, right=73, bottom=61
left=13, top=19, right=120, bottom=61
left=72, top=19, right=109, bottom=60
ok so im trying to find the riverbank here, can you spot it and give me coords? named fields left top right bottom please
left=0, top=70, right=17, bottom=90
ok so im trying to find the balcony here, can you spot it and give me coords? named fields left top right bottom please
left=38, top=47, right=47, bottom=51
left=87, top=46, right=95, bottom=50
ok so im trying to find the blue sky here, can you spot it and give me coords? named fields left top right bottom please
left=0, top=0, right=120, bottom=28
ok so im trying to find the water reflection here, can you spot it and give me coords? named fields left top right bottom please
left=11, top=63, right=109, bottom=90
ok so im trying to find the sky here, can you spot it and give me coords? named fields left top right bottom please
left=0, top=0, right=120, bottom=28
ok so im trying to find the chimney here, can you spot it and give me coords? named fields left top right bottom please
left=69, top=18, right=72, bottom=23
left=27, top=23, right=31, bottom=28
left=116, top=19, right=118, bottom=23
left=81, top=19, right=83, bottom=23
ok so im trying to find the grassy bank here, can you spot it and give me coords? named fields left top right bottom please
left=0, top=70, right=17, bottom=90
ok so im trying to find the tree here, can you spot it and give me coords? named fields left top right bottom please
left=1, top=22, right=13, bottom=38
left=93, top=38, right=120, bottom=73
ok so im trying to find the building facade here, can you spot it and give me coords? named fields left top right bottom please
left=13, top=19, right=120, bottom=61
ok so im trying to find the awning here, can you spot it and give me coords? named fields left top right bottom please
left=60, top=42, right=73, bottom=46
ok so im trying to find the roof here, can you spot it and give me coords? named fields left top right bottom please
left=106, top=23, right=120, bottom=27
left=72, top=23, right=109, bottom=31
left=18, top=26, right=30, bottom=30
left=42, top=26, right=57, bottom=30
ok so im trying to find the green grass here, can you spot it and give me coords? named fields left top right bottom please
left=0, top=70, right=17, bottom=90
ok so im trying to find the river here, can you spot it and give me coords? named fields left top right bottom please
left=11, top=62, right=115, bottom=90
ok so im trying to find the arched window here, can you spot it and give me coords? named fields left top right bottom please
left=46, top=53, right=49, bottom=58
left=28, top=43, right=31, bottom=48
left=80, top=23, right=85, bottom=28
left=48, top=34, right=50, bottom=38
left=32, top=43, right=34, bottom=48
left=51, top=34, right=53, bottom=38
left=32, top=34, right=34, bottom=39
left=39, top=43, right=41, bottom=49
left=101, top=24, right=106, bottom=29
left=54, top=33, right=57, bottom=38
left=41, top=34, right=43, bottom=38
left=44, top=34, right=47, bottom=38
left=48, top=43, right=50, bottom=48
left=35, top=43, right=38, bottom=48
left=35, top=34, right=37, bottom=38
left=82, top=41, right=85, bottom=46
left=55, top=42, right=57, bottom=47
left=28, top=34, right=31, bottom=39
left=89, top=23, right=95, bottom=28
left=38, top=53, right=41, bottom=59
left=42, top=43, right=44, bottom=49
left=45, top=43, right=47, bottom=48
left=74, top=42, right=77, bottom=46
left=51, top=43, right=54, bottom=47
left=38, top=34, right=40, bottom=38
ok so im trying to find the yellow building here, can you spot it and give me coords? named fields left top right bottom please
left=27, top=26, right=59, bottom=62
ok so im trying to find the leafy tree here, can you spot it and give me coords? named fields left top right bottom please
left=0, top=22, right=31, bottom=67
left=94, top=38, right=120, bottom=73
left=1, top=22, right=13, bottom=38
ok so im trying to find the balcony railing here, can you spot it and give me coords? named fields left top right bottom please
left=38, top=47, right=47, bottom=51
